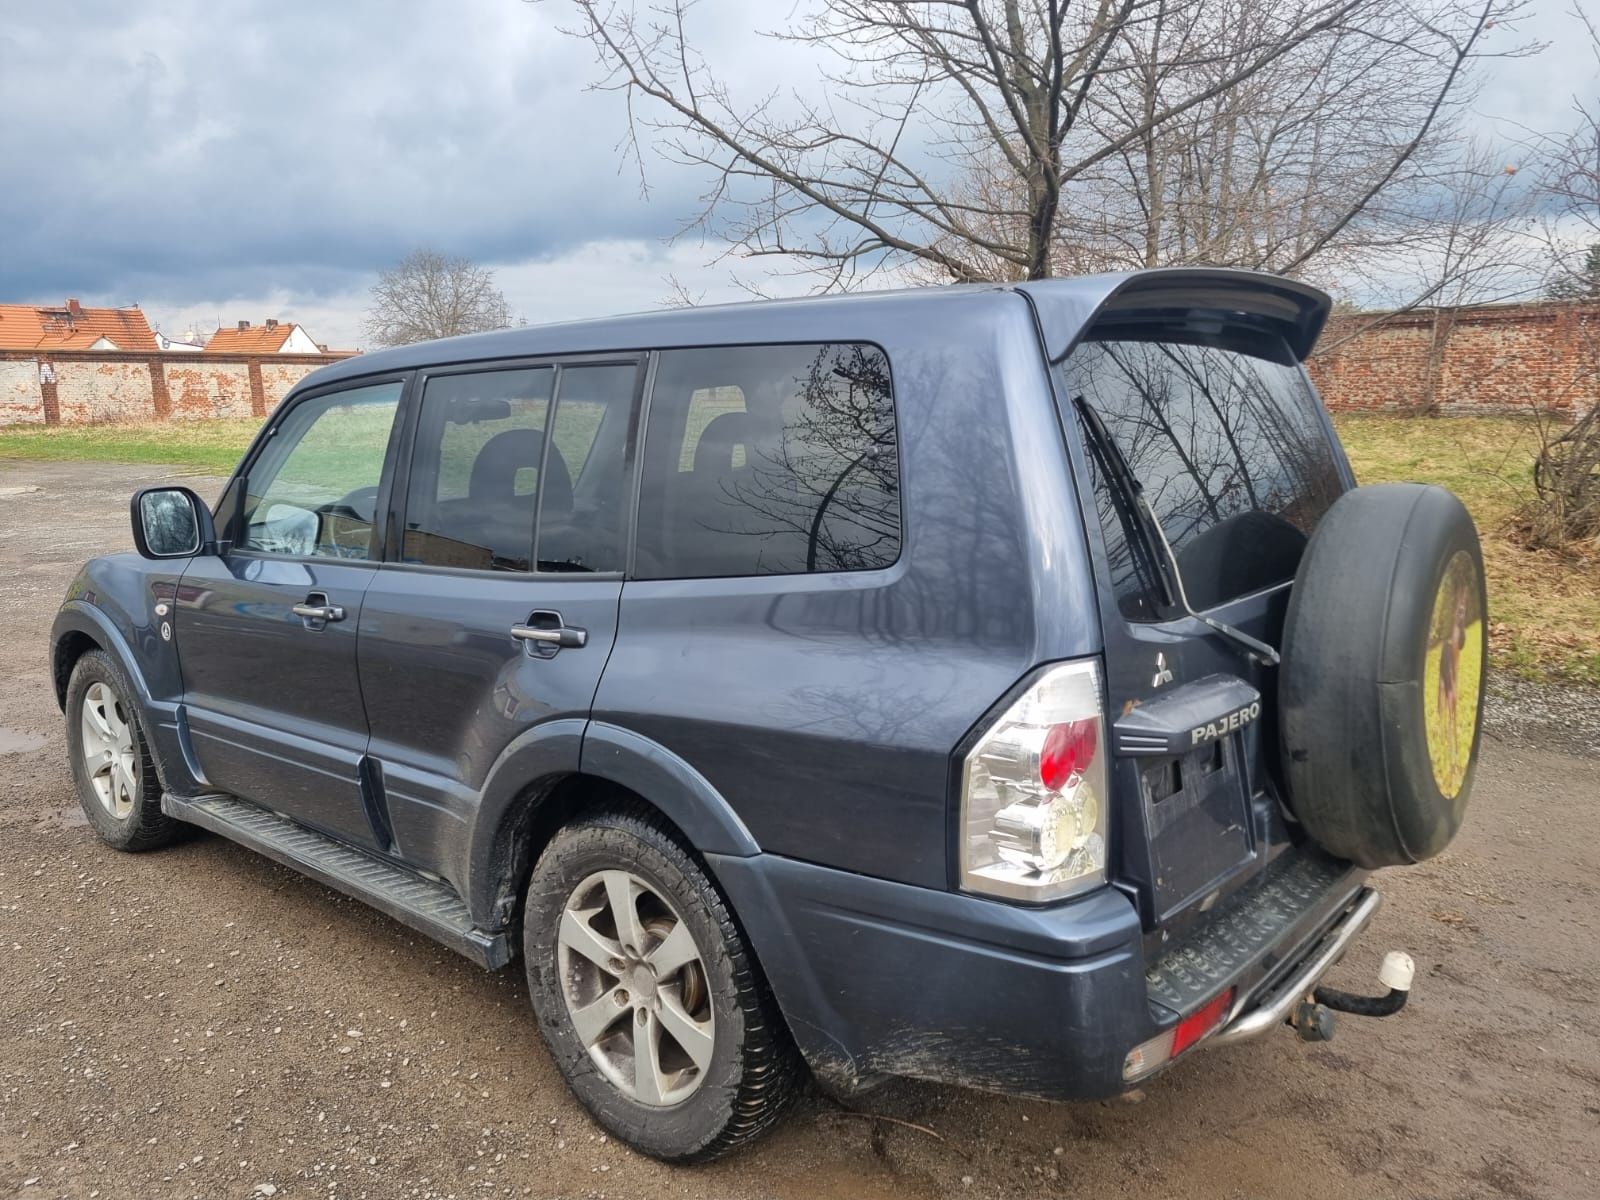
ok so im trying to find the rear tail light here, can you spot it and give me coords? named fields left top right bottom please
left=960, top=660, right=1108, bottom=902
left=1123, top=988, right=1236, bottom=1081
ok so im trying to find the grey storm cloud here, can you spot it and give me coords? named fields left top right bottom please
left=0, top=0, right=710, bottom=304
left=1, top=0, right=1593, bottom=317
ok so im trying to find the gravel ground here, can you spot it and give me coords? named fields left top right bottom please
left=1, top=458, right=1597, bottom=1199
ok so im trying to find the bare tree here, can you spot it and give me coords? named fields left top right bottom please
left=1546, top=243, right=1600, bottom=300
left=564, top=0, right=1524, bottom=292
left=1313, top=140, right=1539, bottom=412
left=1516, top=3, right=1600, bottom=550
left=1060, top=1, right=1533, bottom=282
left=1539, top=4, right=1600, bottom=298
left=363, top=250, right=512, bottom=347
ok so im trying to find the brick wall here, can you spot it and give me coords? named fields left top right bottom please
left=1309, top=301, right=1600, bottom=416
left=0, top=349, right=357, bottom=426
left=161, top=360, right=254, bottom=420
left=0, top=359, right=42, bottom=424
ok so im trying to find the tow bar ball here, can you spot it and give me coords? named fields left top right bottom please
left=1291, top=951, right=1416, bottom=1043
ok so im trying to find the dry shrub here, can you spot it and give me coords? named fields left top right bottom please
left=1512, top=408, right=1600, bottom=552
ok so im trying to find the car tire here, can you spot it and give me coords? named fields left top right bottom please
left=64, top=649, right=181, bottom=852
left=523, top=806, right=800, bottom=1161
left=1279, top=483, right=1487, bottom=867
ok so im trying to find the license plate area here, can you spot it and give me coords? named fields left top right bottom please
left=1142, top=733, right=1254, bottom=921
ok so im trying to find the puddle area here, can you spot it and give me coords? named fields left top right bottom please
left=0, top=726, right=49, bottom=755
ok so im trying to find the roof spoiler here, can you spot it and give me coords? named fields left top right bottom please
left=1015, top=268, right=1332, bottom=364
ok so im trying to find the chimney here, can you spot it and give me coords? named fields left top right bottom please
left=237, top=319, right=250, bottom=331
left=67, top=298, right=82, bottom=317
left=265, top=318, right=278, bottom=329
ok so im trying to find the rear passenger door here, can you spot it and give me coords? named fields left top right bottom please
left=355, top=358, right=642, bottom=875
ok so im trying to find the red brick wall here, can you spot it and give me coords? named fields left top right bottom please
left=1309, top=301, right=1600, bottom=416
left=0, top=348, right=356, bottom=426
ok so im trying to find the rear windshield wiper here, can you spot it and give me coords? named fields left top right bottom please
left=1073, top=395, right=1280, bottom=667
left=1073, top=395, right=1176, bottom=609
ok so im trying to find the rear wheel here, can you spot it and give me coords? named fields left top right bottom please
left=523, top=807, right=799, bottom=1161
left=64, top=650, right=180, bottom=851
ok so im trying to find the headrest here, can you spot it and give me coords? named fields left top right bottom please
left=692, top=411, right=753, bottom=475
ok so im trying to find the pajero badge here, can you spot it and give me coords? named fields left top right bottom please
left=1190, top=701, right=1261, bottom=745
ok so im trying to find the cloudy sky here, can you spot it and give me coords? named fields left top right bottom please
left=1, top=1, right=1594, bottom=348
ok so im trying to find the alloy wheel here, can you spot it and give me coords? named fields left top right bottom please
left=79, top=681, right=138, bottom=820
left=557, top=869, right=715, bottom=1106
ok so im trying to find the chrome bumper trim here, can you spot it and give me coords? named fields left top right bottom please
left=1208, top=887, right=1382, bottom=1047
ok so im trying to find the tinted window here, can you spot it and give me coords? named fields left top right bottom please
left=536, top=363, right=636, bottom=573
left=1063, top=336, right=1343, bottom=620
left=400, top=363, right=636, bottom=574
left=402, top=368, right=553, bottom=572
left=239, top=381, right=401, bottom=560
left=635, top=344, right=899, bottom=579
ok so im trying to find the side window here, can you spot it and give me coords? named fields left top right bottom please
left=537, top=363, right=636, bottom=573
left=401, top=368, right=554, bottom=572
left=399, top=362, right=637, bottom=574
left=1063, top=336, right=1344, bottom=620
left=635, top=343, right=900, bottom=579
left=239, top=381, right=402, bottom=560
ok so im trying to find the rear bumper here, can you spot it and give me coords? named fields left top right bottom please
left=709, top=848, right=1367, bottom=1101
left=1210, top=887, right=1381, bottom=1046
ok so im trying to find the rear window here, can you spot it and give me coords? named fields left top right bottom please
left=1063, top=335, right=1343, bottom=621
left=634, top=343, right=900, bottom=579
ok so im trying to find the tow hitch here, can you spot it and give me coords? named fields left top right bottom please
left=1289, top=950, right=1415, bottom=1043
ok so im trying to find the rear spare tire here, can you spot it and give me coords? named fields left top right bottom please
left=1280, top=483, right=1487, bottom=868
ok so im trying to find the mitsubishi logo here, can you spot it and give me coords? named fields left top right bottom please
left=1152, top=652, right=1174, bottom=689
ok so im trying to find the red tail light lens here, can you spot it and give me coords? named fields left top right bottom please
left=1171, top=988, right=1235, bottom=1057
left=959, top=660, right=1108, bottom=902
left=1040, top=718, right=1098, bottom=792
left=1123, top=986, right=1236, bottom=1081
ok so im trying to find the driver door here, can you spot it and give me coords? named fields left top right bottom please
left=176, top=377, right=406, bottom=849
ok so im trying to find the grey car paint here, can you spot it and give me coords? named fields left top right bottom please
left=51, top=267, right=1356, bottom=1102
left=54, top=268, right=1334, bottom=912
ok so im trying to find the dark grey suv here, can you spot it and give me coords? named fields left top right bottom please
left=53, top=268, right=1486, bottom=1160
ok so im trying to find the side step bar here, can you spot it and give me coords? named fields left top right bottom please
left=162, top=792, right=511, bottom=969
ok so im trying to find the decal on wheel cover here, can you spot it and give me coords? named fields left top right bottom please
left=1423, top=550, right=1483, bottom=799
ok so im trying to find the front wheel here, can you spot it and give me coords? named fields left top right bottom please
left=64, top=650, right=180, bottom=852
left=523, top=807, right=799, bottom=1161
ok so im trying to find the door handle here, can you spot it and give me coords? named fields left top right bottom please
left=510, top=612, right=587, bottom=650
left=292, top=595, right=346, bottom=624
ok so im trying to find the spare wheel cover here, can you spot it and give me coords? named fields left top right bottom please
left=1279, top=483, right=1487, bottom=868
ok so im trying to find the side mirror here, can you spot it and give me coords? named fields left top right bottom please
left=130, top=486, right=217, bottom=559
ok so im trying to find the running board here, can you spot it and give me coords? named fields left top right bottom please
left=162, top=792, right=511, bottom=969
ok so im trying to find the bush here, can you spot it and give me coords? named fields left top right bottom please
left=1514, top=409, right=1600, bottom=552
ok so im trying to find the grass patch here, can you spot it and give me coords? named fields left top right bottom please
left=0, top=418, right=262, bottom=473
left=1334, top=413, right=1600, bottom=685
left=3, top=411, right=1594, bottom=682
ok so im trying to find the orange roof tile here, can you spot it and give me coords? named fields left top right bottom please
left=205, top=323, right=298, bottom=353
left=0, top=301, right=157, bottom=352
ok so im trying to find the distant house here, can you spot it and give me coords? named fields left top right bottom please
left=153, top=330, right=205, bottom=352
left=0, top=298, right=158, bottom=351
left=205, top=318, right=324, bottom=354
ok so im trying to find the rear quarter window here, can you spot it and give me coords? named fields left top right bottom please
left=1062, top=335, right=1344, bottom=621
left=634, top=343, right=900, bottom=579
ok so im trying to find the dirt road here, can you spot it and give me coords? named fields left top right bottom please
left=2, top=458, right=1596, bottom=1199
